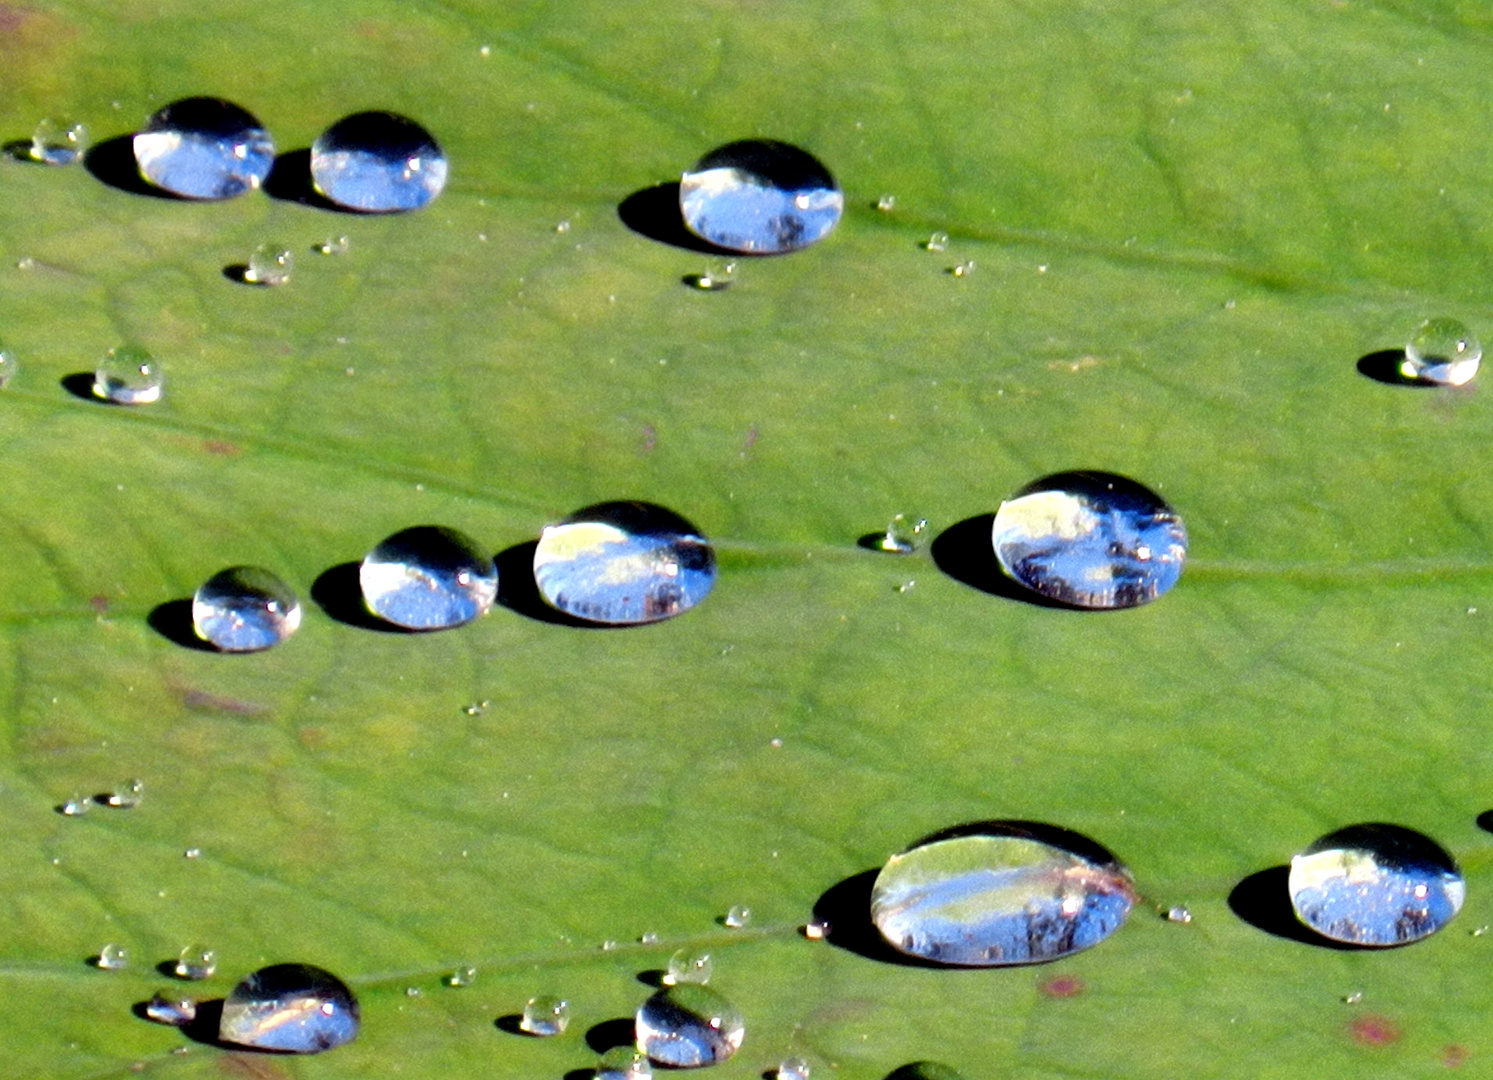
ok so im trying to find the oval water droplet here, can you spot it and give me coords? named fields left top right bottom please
left=723, top=905, right=752, bottom=929
left=663, top=949, right=712, bottom=986
left=132, top=97, right=274, bottom=200
left=360, top=526, right=497, bottom=630
left=445, top=965, right=477, bottom=988
left=1288, top=823, right=1464, bottom=946
left=174, top=945, right=217, bottom=981
left=93, top=345, right=162, bottom=405
left=679, top=140, right=842, bottom=254
left=104, top=779, right=143, bottom=809
left=597, top=1045, right=654, bottom=1080
left=533, top=502, right=716, bottom=625
left=145, top=991, right=197, bottom=1026
left=31, top=117, right=87, bottom=165
left=192, top=566, right=302, bottom=652
left=519, top=995, right=570, bottom=1036
left=310, top=111, right=447, bottom=213
left=244, top=243, right=293, bottom=286
left=870, top=821, right=1137, bottom=966
left=219, top=963, right=360, bottom=1053
left=991, top=471, right=1187, bottom=609
left=95, top=943, right=129, bottom=970
left=1403, top=317, right=1480, bottom=386
left=636, top=984, right=745, bottom=1068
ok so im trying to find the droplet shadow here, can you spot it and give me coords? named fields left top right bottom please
left=494, top=1013, right=531, bottom=1036
left=310, top=562, right=413, bottom=633
left=84, top=134, right=181, bottom=200
left=130, top=996, right=237, bottom=1050
left=929, top=514, right=1075, bottom=610
left=811, top=868, right=946, bottom=969
left=1227, top=865, right=1365, bottom=950
left=1357, top=349, right=1426, bottom=387
left=635, top=968, right=667, bottom=988
left=585, top=1016, right=636, bottom=1054
left=618, top=182, right=738, bottom=256
left=60, top=372, right=103, bottom=403
left=1475, top=810, right=1493, bottom=834
left=262, top=148, right=352, bottom=213
left=147, top=599, right=217, bottom=652
left=493, top=541, right=604, bottom=629
left=222, top=264, right=254, bottom=285
left=3, top=139, right=38, bottom=162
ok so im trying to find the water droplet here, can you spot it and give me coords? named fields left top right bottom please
left=31, top=117, right=88, bottom=165
left=173, top=945, right=217, bottom=981
left=132, top=97, right=274, bottom=200
left=0, top=346, right=16, bottom=389
left=104, top=779, right=143, bottom=809
left=1165, top=905, right=1192, bottom=924
left=462, top=700, right=490, bottom=716
left=802, top=919, right=831, bottom=940
left=951, top=261, right=974, bottom=277
left=640, top=931, right=661, bottom=946
left=1403, top=317, right=1481, bottom=386
left=778, top=1056, right=811, bottom=1080
left=878, top=514, right=928, bottom=554
left=876, top=194, right=896, bottom=212
left=183, top=847, right=201, bottom=859
left=663, top=949, right=712, bottom=986
left=897, top=579, right=916, bottom=594
left=218, top=963, right=360, bottom=1054
left=870, top=821, right=1137, bottom=966
left=991, top=471, right=1187, bottom=609
left=687, top=259, right=737, bottom=291
left=57, top=794, right=89, bottom=816
left=95, top=944, right=129, bottom=970
left=316, top=236, right=351, bottom=258
left=244, top=243, right=293, bottom=287
left=445, top=966, right=477, bottom=988
left=93, top=345, right=162, bottom=405
left=1344, top=991, right=1363, bottom=1005
left=360, top=526, right=497, bottom=630
left=635, top=984, right=745, bottom=1068
left=597, top=1046, right=653, bottom=1080
left=555, top=219, right=572, bottom=233
left=519, top=995, right=570, bottom=1036
left=533, top=502, right=716, bottom=625
left=924, top=232, right=950, bottom=253
left=679, top=140, right=843, bottom=254
left=1288, top=823, right=1464, bottom=946
left=601, top=939, right=619, bottom=951
left=723, top=905, right=752, bottom=929
left=311, top=111, right=448, bottom=213
left=404, top=986, right=421, bottom=998
left=192, top=566, right=302, bottom=652
left=145, top=991, right=197, bottom=1026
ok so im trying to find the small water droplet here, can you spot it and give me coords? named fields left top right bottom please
left=316, top=235, right=351, bottom=256
left=1344, top=991, right=1363, bottom=1005
left=635, top=984, right=745, bottom=1068
left=57, top=794, right=90, bottom=816
left=951, top=260, right=975, bottom=277
left=778, top=1056, right=811, bottom=1080
left=14, top=256, right=34, bottom=270
left=445, top=965, right=477, bottom=987
left=1402, top=317, right=1481, bottom=386
left=192, top=566, right=302, bottom=652
left=133, top=97, right=274, bottom=200
left=95, top=944, right=129, bottom=971
left=1288, top=823, right=1464, bottom=946
left=871, top=821, right=1136, bottom=966
left=404, top=986, right=421, bottom=998
left=1472, top=925, right=1488, bottom=937
left=31, top=117, right=88, bottom=165
left=924, top=232, right=950, bottom=253
left=104, top=779, right=143, bottom=809
left=145, top=991, right=197, bottom=1026
left=687, top=259, right=736, bottom=291
left=244, top=243, right=293, bottom=286
left=802, top=919, right=831, bottom=940
left=0, top=347, right=17, bottom=389
left=600, top=939, right=619, bottom=951
left=360, top=526, right=497, bottom=630
left=479, top=44, right=492, bottom=57
left=877, top=513, right=928, bottom=554
left=897, top=580, right=916, bottom=594
left=520, top=995, right=570, bottom=1036
left=679, top=140, right=843, bottom=254
left=596, top=1046, right=653, bottom=1080
left=555, top=219, right=572, bottom=233
left=173, top=945, right=217, bottom=981
left=311, top=111, right=447, bottom=213
left=1165, top=905, right=1192, bottom=924
left=533, top=502, right=716, bottom=625
left=663, top=949, right=712, bottom=986
left=183, top=847, right=201, bottom=859
left=640, top=931, right=660, bottom=946
left=462, top=700, right=490, bottom=716
left=723, top=905, right=752, bottom=929
left=93, top=345, right=162, bottom=405
left=876, top=194, right=896, bottom=211
left=218, top=963, right=360, bottom=1053
left=992, top=471, right=1187, bottom=609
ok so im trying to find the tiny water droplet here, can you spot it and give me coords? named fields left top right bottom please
left=802, top=919, right=831, bottom=940
left=133, top=97, right=274, bottom=200
left=778, top=1056, right=811, bottom=1080
left=316, top=235, right=350, bottom=256
left=555, top=219, right=572, bottom=233
left=871, top=821, right=1136, bottom=966
left=14, top=256, right=34, bottom=270
left=219, top=963, right=360, bottom=1053
left=533, top=502, right=716, bottom=625
left=462, top=700, right=490, bottom=716
left=687, top=259, right=736, bottom=291
left=183, top=847, right=201, bottom=859
left=360, top=526, right=497, bottom=630
left=1402, top=317, right=1481, bottom=386
left=405, top=986, right=421, bottom=998
left=1472, top=925, right=1489, bottom=937
left=145, top=991, right=197, bottom=1026
left=878, top=514, right=928, bottom=553
left=95, top=944, right=129, bottom=970
left=951, top=260, right=974, bottom=277
left=663, top=949, right=712, bottom=986
left=192, top=567, right=302, bottom=652
left=93, top=345, right=162, bottom=405
left=57, top=794, right=90, bottom=816
left=992, top=471, right=1187, bottom=609
left=601, top=939, right=619, bottom=952
left=924, top=232, right=950, bottom=253
left=244, top=243, right=293, bottom=286
left=445, top=965, right=477, bottom=987
left=1165, top=905, right=1192, bottom=924
left=597, top=1046, right=653, bottom=1080
left=724, top=905, right=752, bottom=929
left=1344, top=991, right=1363, bottom=1005
left=1288, top=823, right=1464, bottom=946
left=31, top=117, right=88, bottom=165
left=636, top=984, right=745, bottom=1068
left=104, top=779, right=143, bottom=809
left=479, top=44, right=492, bottom=57
left=173, top=945, right=217, bottom=981
left=679, top=140, right=843, bottom=254
left=311, top=111, right=447, bottom=213
left=897, top=579, right=916, bottom=594
left=0, top=347, right=17, bottom=389
left=640, top=931, right=660, bottom=946
left=520, top=995, right=570, bottom=1036
left=876, top=194, right=896, bottom=211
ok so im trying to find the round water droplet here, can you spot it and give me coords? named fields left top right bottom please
left=31, top=117, right=88, bottom=165
left=802, top=919, right=831, bottom=940
left=1165, top=905, right=1192, bottom=924
left=1403, top=317, right=1481, bottom=386
left=104, top=779, right=143, bottom=809
left=876, top=194, right=897, bottom=212
left=925, top=232, right=950, bottom=253
left=445, top=965, right=477, bottom=988
left=640, top=931, right=661, bottom=946
left=316, top=235, right=350, bottom=256
left=991, top=471, right=1187, bottom=609
left=870, top=821, right=1137, bottom=966
left=174, top=945, right=217, bottom=981
left=192, top=566, right=302, bottom=652
left=360, top=525, right=497, bottom=630
left=597, top=1045, right=654, bottom=1080
left=635, top=984, right=745, bottom=1068
left=132, top=97, right=274, bottom=200
left=878, top=513, right=928, bottom=554
left=219, top=963, right=360, bottom=1054
left=723, top=905, right=752, bottom=929
left=145, top=991, right=197, bottom=1026
left=679, top=140, right=842, bottom=254
left=0, top=346, right=16, bottom=389
left=94, top=345, right=162, bottom=405
left=687, top=260, right=736, bottom=291
left=520, top=995, right=570, bottom=1036
left=533, top=502, right=716, bottom=625
left=663, top=949, right=712, bottom=986
left=310, top=111, right=448, bottom=213
left=95, top=943, right=128, bottom=970
left=244, top=243, right=293, bottom=286
left=57, top=794, right=89, bottom=817
left=1288, top=823, right=1464, bottom=946
left=778, top=1056, right=811, bottom=1080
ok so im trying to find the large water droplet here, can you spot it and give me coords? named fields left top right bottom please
left=664, top=949, right=712, bottom=986
left=310, top=112, right=448, bottom=213
left=132, top=97, right=274, bottom=200
left=870, top=821, right=1137, bottom=966
left=219, top=963, right=360, bottom=1054
left=597, top=1046, right=653, bottom=1080
left=991, top=471, right=1187, bottom=609
left=1403, top=317, right=1481, bottom=386
left=174, top=945, right=217, bottom=981
left=31, top=117, right=88, bottom=165
left=679, top=140, right=842, bottom=254
left=360, top=526, right=497, bottom=630
left=519, top=995, right=570, bottom=1036
left=636, top=984, right=745, bottom=1068
left=94, top=345, right=162, bottom=405
left=533, top=502, right=716, bottom=625
left=192, top=566, right=302, bottom=652
left=1288, top=823, right=1464, bottom=946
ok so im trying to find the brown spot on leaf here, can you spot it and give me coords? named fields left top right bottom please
left=298, top=727, right=327, bottom=748
left=89, top=594, right=109, bottom=613
left=1347, top=1015, right=1401, bottom=1047
left=203, top=439, right=243, bottom=456
left=1443, top=1045, right=1469, bottom=1068
left=178, top=687, right=268, bottom=716
left=1038, top=975, right=1084, bottom=999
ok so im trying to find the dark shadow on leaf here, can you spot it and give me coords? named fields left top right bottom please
left=493, top=541, right=601, bottom=629
left=310, top=562, right=412, bottom=633
left=84, top=134, right=181, bottom=199
left=1227, top=866, right=1363, bottom=950
left=618, top=182, right=737, bottom=256
left=60, top=372, right=102, bottom=403
left=1356, top=350, right=1426, bottom=387
left=148, top=599, right=216, bottom=652
left=223, top=264, right=253, bottom=285
left=929, top=514, right=1074, bottom=610
left=140, top=997, right=240, bottom=1050
left=856, top=532, right=898, bottom=552
left=262, top=148, right=351, bottom=212
left=586, top=1017, right=636, bottom=1054
left=635, top=968, right=666, bottom=988
left=4, top=139, right=38, bottom=161
left=495, top=1014, right=531, bottom=1036
left=565, top=1071, right=596, bottom=1080
left=1477, top=810, right=1493, bottom=834
left=812, top=868, right=944, bottom=969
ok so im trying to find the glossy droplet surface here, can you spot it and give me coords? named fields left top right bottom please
left=193, top=566, right=301, bottom=652
left=520, top=995, right=570, bottom=1036
left=219, top=963, right=359, bottom=1054
left=724, top=905, right=752, bottom=928
left=145, top=991, right=197, bottom=1026
left=104, top=779, right=143, bottom=809
left=680, top=140, right=842, bottom=254
left=58, top=794, right=89, bottom=816
left=992, top=471, right=1187, bottom=609
left=1289, top=823, right=1464, bottom=946
left=360, top=526, right=497, bottom=630
left=870, top=821, right=1136, bottom=966
left=445, top=965, right=477, bottom=987
left=31, top=118, right=87, bottom=165
left=687, top=260, right=736, bottom=291
left=1403, top=317, right=1481, bottom=386
left=636, top=984, right=745, bottom=1068
left=95, top=943, right=128, bottom=970
left=778, top=1057, right=811, bottom=1080
left=133, top=97, right=273, bottom=200
left=311, top=111, right=447, bottom=212
left=664, top=949, right=712, bottom=986
left=245, top=243, right=292, bottom=286
left=534, top=502, right=716, bottom=625
left=597, top=1046, right=653, bottom=1080
left=879, top=514, right=928, bottom=554
left=174, top=945, right=217, bottom=980
left=94, top=345, right=161, bottom=405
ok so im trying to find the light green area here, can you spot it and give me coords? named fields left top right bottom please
left=2, top=1, right=1493, bottom=1078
